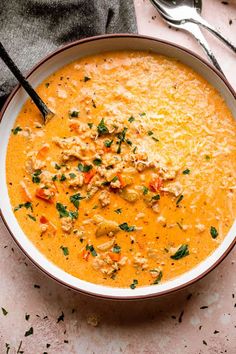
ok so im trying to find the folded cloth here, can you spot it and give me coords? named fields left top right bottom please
left=0, top=0, right=137, bottom=108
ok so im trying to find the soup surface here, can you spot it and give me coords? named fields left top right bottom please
left=6, top=51, right=236, bottom=289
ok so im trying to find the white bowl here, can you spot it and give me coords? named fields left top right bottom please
left=0, top=34, right=235, bottom=300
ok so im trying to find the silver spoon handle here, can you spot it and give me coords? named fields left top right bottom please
left=190, top=16, right=236, bottom=54
left=186, top=23, right=224, bottom=75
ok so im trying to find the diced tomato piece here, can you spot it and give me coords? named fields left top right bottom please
left=40, top=216, right=48, bottom=224
left=69, top=123, right=79, bottom=131
left=84, top=169, right=96, bottom=184
left=108, top=252, right=121, bottom=262
left=149, top=178, right=163, bottom=192
left=37, top=145, right=49, bottom=160
left=35, top=188, right=54, bottom=203
left=82, top=249, right=90, bottom=261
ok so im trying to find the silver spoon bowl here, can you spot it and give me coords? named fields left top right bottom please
left=150, top=0, right=236, bottom=53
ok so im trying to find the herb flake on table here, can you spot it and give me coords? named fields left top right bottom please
left=25, top=327, right=33, bottom=337
left=171, top=244, right=189, bottom=260
left=119, top=222, right=135, bottom=232
left=57, top=311, right=64, bottom=323
left=210, top=226, right=218, bottom=239
left=60, top=246, right=69, bottom=256
left=1, top=307, right=8, bottom=316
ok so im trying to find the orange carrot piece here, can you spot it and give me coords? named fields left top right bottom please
left=108, top=252, right=121, bottom=262
left=35, top=188, right=54, bottom=203
left=149, top=177, right=163, bottom=192
left=37, top=145, right=49, bottom=160
left=84, top=170, right=96, bottom=184
left=82, top=249, right=90, bottom=261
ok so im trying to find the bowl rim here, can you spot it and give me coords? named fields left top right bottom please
left=0, top=33, right=235, bottom=301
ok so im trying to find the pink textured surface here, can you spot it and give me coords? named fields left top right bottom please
left=0, top=1, right=236, bottom=353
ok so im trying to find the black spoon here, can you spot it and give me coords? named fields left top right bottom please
left=0, top=42, right=54, bottom=124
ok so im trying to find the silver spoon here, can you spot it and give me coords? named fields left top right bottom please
left=149, top=0, right=236, bottom=53
left=160, top=15, right=224, bottom=74
left=0, top=42, right=54, bottom=124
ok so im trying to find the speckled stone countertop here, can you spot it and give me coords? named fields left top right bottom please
left=0, top=1, right=236, bottom=353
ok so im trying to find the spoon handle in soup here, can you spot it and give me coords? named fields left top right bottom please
left=190, top=16, right=236, bottom=54
left=0, top=42, right=53, bottom=123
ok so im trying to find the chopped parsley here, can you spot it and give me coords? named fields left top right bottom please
left=113, top=245, right=121, bottom=253
left=84, top=76, right=91, bottom=82
left=11, top=126, right=22, bottom=135
left=130, top=279, right=138, bottom=289
left=69, top=110, right=79, bottom=118
left=147, top=130, right=153, bottom=136
left=60, top=174, right=67, bottom=182
left=183, top=169, right=190, bottom=175
left=1, top=307, right=8, bottom=316
left=60, top=246, right=69, bottom=256
left=27, top=214, right=36, bottom=221
left=25, top=313, right=30, bottom=321
left=93, top=158, right=102, bottom=166
left=152, top=271, right=163, bottom=285
left=139, top=112, right=146, bottom=117
left=52, top=175, right=58, bottom=181
left=152, top=194, right=160, bottom=201
left=56, top=202, right=78, bottom=219
left=69, top=173, right=76, bottom=179
left=70, top=193, right=85, bottom=209
left=152, top=137, right=159, bottom=142
left=205, top=155, right=211, bottom=160
left=55, top=163, right=61, bottom=170
left=170, top=244, right=189, bottom=260
left=114, top=208, right=122, bottom=214
left=119, top=222, right=135, bottom=232
left=25, top=327, right=33, bottom=337
left=210, top=226, right=218, bottom=239
left=104, top=139, right=113, bottom=148
left=86, top=244, right=97, bottom=257
left=176, top=195, right=184, bottom=205
left=92, top=99, right=96, bottom=108
left=78, top=163, right=92, bottom=173
left=32, top=169, right=42, bottom=183
left=116, top=127, right=128, bottom=154
left=143, top=186, right=149, bottom=195
left=128, top=116, right=135, bottom=123
left=45, top=82, right=50, bottom=88
left=97, top=118, right=109, bottom=136
left=88, top=122, right=93, bottom=129
left=14, top=202, right=33, bottom=212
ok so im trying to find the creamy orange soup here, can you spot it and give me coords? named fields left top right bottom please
left=6, top=51, right=236, bottom=289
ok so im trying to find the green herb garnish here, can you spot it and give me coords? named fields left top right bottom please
left=11, top=126, right=22, bottom=135
left=55, top=163, right=61, bottom=170
left=114, top=208, right=122, bottom=214
left=152, top=194, right=160, bottom=201
left=78, top=163, right=92, bottom=173
left=119, top=222, right=135, bottom=232
left=93, top=158, right=102, bottom=166
left=45, top=82, right=50, bottom=88
left=128, top=116, right=135, bottom=123
left=27, top=214, right=36, bottom=221
left=113, top=245, right=121, bottom=253
left=143, top=186, right=149, bottom=195
left=14, top=202, right=33, bottom=212
left=176, top=195, right=184, bottom=205
left=60, top=246, right=69, bottom=256
left=183, top=169, right=190, bottom=175
left=32, top=169, right=42, bottom=184
left=97, top=118, right=109, bottom=136
left=69, top=110, right=79, bottom=118
left=147, top=131, right=153, bottom=136
left=60, top=174, right=67, bottom=182
left=170, top=244, right=189, bottom=260
left=104, top=139, right=113, bottom=148
left=210, top=226, right=218, bottom=239
left=130, top=279, right=138, bottom=289
left=69, top=173, right=76, bottom=179
left=70, top=193, right=85, bottom=209
left=56, top=202, right=78, bottom=219
left=52, top=175, right=58, bottom=181
left=116, top=127, right=128, bottom=154
left=152, top=271, right=163, bottom=285
left=88, top=122, right=93, bottom=129
left=84, top=76, right=91, bottom=82
left=86, top=244, right=97, bottom=257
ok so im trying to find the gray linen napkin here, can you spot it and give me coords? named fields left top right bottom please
left=0, top=0, right=137, bottom=108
